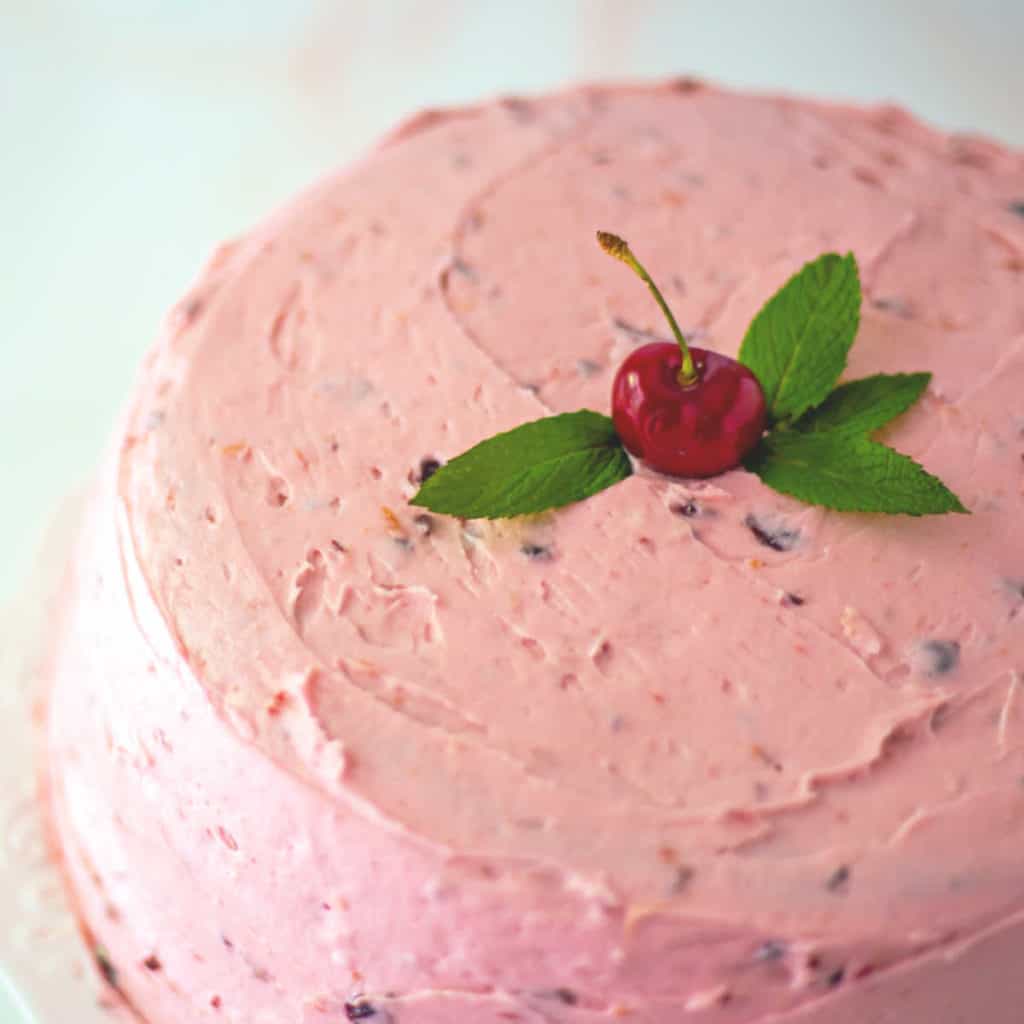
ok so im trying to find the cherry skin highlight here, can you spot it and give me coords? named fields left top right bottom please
left=612, top=342, right=767, bottom=478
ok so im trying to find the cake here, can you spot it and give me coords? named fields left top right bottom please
left=44, top=80, right=1024, bottom=1023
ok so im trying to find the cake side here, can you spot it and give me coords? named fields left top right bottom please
left=47, top=80, right=1024, bottom=1022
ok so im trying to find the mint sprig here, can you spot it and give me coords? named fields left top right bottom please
left=789, top=372, right=931, bottom=437
left=410, top=244, right=967, bottom=520
left=736, top=369, right=961, bottom=515
left=738, top=253, right=861, bottom=425
left=744, top=432, right=966, bottom=515
left=410, top=411, right=631, bottom=519
left=732, top=257, right=965, bottom=516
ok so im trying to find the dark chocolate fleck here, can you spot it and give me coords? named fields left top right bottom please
left=753, top=940, right=788, bottom=963
left=143, top=955, right=162, bottom=972
left=345, top=1000, right=379, bottom=1020
left=521, top=543, right=553, bottom=562
left=744, top=514, right=801, bottom=552
left=1010, top=201, right=1024, bottom=219
left=413, top=513, right=436, bottom=537
left=872, top=296, right=913, bottom=319
left=577, top=358, right=602, bottom=377
left=418, top=457, right=441, bottom=482
left=221, top=935, right=234, bottom=950
left=919, top=639, right=961, bottom=677
left=671, top=500, right=700, bottom=518
left=612, top=316, right=672, bottom=346
left=331, top=539, right=347, bottom=554
left=826, top=966, right=846, bottom=989
left=782, top=592, right=806, bottom=607
left=825, top=865, right=851, bottom=892
left=95, top=947, right=118, bottom=987
left=540, top=988, right=579, bottom=1006
left=671, top=865, right=696, bottom=892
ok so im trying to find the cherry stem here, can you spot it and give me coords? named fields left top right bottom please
left=596, top=230, right=698, bottom=387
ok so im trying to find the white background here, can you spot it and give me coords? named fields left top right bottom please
left=0, top=2, right=1022, bottom=1020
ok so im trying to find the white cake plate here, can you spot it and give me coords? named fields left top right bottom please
left=0, top=504, right=114, bottom=1024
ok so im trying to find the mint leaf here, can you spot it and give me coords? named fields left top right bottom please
left=739, top=252, right=861, bottom=425
left=794, top=372, right=931, bottom=437
left=744, top=432, right=967, bottom=515
left=410, top=410, right=632, bottom=519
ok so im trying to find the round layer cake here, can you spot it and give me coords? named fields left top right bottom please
left=46, top=81, right=1024, bottom=1023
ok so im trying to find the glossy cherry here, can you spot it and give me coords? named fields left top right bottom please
left=612, top=342, right=766, bottom=477
left=598, top=232, right=766, bottom=478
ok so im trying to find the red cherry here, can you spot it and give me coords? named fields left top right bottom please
left=611, top=342, right=766, bottom=477
left=597, top=230, right=766, bottom=478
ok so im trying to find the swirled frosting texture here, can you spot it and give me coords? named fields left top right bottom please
left=47, top=82, right=1024, bottom=1023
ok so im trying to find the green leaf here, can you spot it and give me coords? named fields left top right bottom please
left=793, top=372, right=931, bottom=437
left=410, top=410, right=632, bottom=519
left=743, top=432, right=968, bottom=516
left=739, top=252, right=861, bottom=425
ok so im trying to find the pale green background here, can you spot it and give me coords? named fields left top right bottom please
left=1, top=1, right=1022, bottom=1020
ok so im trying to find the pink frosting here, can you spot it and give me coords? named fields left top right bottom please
left=46, top=81, right=1024, bottom=1023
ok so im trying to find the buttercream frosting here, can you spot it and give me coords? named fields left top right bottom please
left=46, top=80, right=1024, bottom=1023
